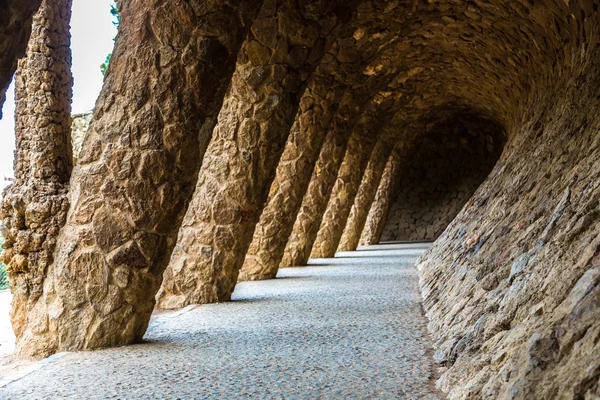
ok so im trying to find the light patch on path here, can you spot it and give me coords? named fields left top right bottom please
left=1, top=243, right=442, bottom=399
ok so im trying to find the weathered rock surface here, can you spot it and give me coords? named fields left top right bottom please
left=0, top=0, right=73, bottom=354
left=280, top=111, right=364, bottom=267
left=71, top=112, right=92, bottom=164
left=156, top=0, right=354, bottom=309
left=4, top=1, right=600, bottom=398
left=309, top=118, right=380, bottom=259
left=338, top=132, right=394, bottom=252
left=359, top=147, right=402, bottom=246
left=12, top=0, right=264, bottom=358
left=238, top=80, right=343, bottom=282
left=0, top=0, right=42, bottom=118
left=415, top=2, right=600, bottom=398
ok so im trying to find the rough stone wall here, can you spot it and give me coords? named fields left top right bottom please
left=0, top=0, right=42, bottom=118
left=236, top=0, right=417, bottom=279
left=417, top=3, right=600, bottom=398
left=381, top=112, right=505, bottom=242
left=13, top=0, right=264, bottom=358
left=280, top=95, right=390, bottom=267
left=0, top=0, right=73, bottom=352
left=158, top=0, right=427, bottom=301
left=256, top=0, right=421, bottom=270
left=4, top=9, right=600, bottom=400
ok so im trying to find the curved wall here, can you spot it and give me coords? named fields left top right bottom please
left=381, top=111, right=505, bottom=242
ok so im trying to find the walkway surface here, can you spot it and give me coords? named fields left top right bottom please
left=1, top=243, right=441, bottom=399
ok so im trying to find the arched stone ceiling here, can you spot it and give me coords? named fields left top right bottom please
left=316, top=0, right=592, bottom=142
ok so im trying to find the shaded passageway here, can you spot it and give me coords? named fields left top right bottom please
left=2, top=0, right=600, bottom=397
left=1, top=244, right=440, bottom=399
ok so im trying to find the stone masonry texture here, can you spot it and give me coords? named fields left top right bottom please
left=310, top=117, right=380, bottom=259
left=416, top=8, right=600, bottom=397
left=2, top=0, right=600, bottom=398
left=338, top=132, right=394, bottom=252
left=156, top=0, right=354, bottom=309
left=71, top=111, right=92, bottom=164
left=11, top=0, right=264, bottom=358
left=381, top=111, right=505, bottom=242
left=280, top=109, right=367, bottom=267
left=0, top=0, right=42, bottom=119
left=238, top=80, right=343, bottom=282
left=0, top=0, right=73, bottom=357
left=359, top=147, right=402, bottom=246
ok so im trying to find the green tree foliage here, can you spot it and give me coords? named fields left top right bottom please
left=100, top=2, right=120, bottom=76
left=0, top=235, right=7, bottom=290
left=100, top=53, right=112, bottom=76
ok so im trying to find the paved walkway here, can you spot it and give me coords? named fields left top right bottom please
left=1, top=243, right=441, bottom=399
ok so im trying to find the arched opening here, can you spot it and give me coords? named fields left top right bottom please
left=381, top=108, right=506, bottom=242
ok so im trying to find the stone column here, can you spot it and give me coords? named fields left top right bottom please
left=0, top=0, right=43, bottom=117
left=156, top=1, right=349, bottom=309
left=337, top=133, right=394, bottom=252
left=309, top=125, right=379, bottom=259
left=14, top=0, right=264, bottom=359
left=359, top=147, right=402, bottom=245
left=0, top=0, right=72, bottom=353
left=238, top=82, right=344, bottom=281
left=280, top=115, right=362, bottom=267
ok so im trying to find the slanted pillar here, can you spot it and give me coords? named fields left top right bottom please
left=0, top=0, right=73, bottom=355
left=13, top=0, right=264, bottom=359
left=279, top=113, right=360, bottom=267
left=238, top=83, right=344, bottom=281
left=359, top=147, right=403, bottom=245
left=309, top=124, right=380, bottom=259
left=0, top=0, right=43, bottom=117
left=338, top=132, right=394, bottom=252
left=156, top=1, right=350, bottom=309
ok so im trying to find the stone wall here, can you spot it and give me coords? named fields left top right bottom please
left=417, top=18, right=600, bottom=400
left=381, top=111, right=505, bottom=242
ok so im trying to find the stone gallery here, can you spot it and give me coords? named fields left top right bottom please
left=1, top=0, right=600, bottom=398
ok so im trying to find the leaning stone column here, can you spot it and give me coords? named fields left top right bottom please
left=14, top=0, right=264, bottom=359
left=359, top=147, right=403, bottom=245
left=0, top=0, right=73, bottom=353
left=0, top=0, right=43, bottom=117
left=156, top=1, right=349, bottom=309
left=337, top=133, right=394, bottom=252
left=309, top=125, right=380, bottom=259
left=280, top=114, right=363, bottom=267
left=238, top=82, right=344, bottom=281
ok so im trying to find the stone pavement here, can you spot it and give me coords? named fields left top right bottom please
left=1, top=243, right=441, bottom=399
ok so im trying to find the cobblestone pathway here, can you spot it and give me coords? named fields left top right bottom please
left=1, top=243, right=441, bottom=399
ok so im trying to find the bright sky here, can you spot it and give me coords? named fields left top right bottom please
left=0, top=0, right=117, bottom=185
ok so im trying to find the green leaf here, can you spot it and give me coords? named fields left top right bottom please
left=101, top=2, right=120, bottom=77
